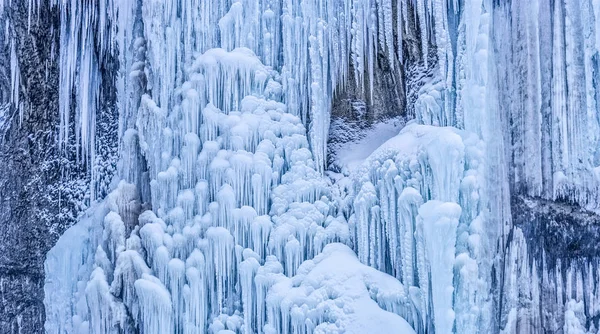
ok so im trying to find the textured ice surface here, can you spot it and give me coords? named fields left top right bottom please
left=32, top=0, right=600, bottom=333
left=348, top=123, right=485, bottom=333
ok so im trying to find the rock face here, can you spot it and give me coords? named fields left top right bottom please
left=0, top=3, right=62, bottom=333
left=328, top=1, right=423, bottom=171
left=0, top=2, right=118, bottom=333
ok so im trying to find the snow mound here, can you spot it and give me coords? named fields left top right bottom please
left=331, top=118, right=405, bottom=173
left=262, top=243, right=416, bottom=334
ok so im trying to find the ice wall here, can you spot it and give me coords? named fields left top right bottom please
left=492, top=0, right=600, bottom=209
left=490, top=1, right=600, bottom=332
left=44, top=0, right=433, bottom=332
left=38, top=0, right=600, bottom=333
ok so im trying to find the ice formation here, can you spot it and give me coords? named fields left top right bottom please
left=28, top=0, right=600, bottom=333
left=351, top=123, right=486, bottom=333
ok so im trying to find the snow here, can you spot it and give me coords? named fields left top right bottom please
left=333, top=119, right=405, bottom=172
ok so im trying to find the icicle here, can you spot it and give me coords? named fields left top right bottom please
left=10, top=38, right=21, bottom=124
left=206, top=227, right=235, bottom=314
left=240, top=255, right=260, bottom=334
left=382, top=0, right=394, bottom=69
left=416, top=201, right=461, bottom=334
left=135, top=274, right=174, bottom=334
left=417, top=0, right=429, bottom=68
left=397, top=0, right=404, bottom=65
left=168, top=258, right=186, bottom=334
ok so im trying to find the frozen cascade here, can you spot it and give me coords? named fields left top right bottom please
left=490, top=0, right=600, bottom=209
left=31, top=0, right=600, bottom=333
left=43, top=0, right=414, bottom=329
left=351, top=123, right=486, bottom=333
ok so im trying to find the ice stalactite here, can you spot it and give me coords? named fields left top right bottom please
left=41, top=0, right=429, bottom=176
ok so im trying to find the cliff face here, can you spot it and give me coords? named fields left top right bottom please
left=0, top=3, right=62, bottom=332
left=0, top=2, right=118, bottom=332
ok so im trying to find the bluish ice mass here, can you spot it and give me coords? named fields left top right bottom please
left=2, top=0, right=600, bottom=333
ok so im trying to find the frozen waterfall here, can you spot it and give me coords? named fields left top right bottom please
left=20, top=0, right=600, bottom=333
